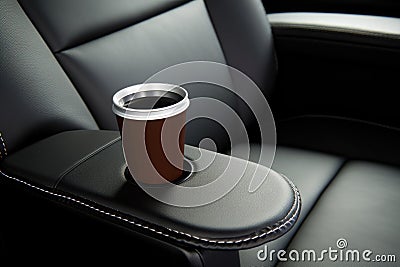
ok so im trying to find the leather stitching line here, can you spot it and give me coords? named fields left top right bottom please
left=54, top=0, right=194, bottom=53
left=0, top=132, right=8, bottom=160
left=0, top=169, right=300, bottom=247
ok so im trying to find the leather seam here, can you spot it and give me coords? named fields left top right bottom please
left=15, top=0, right=101, bottom=130
left=0, top=132, right=8, bottom=160
left=0, top=169, right=300, bottom=249
left=54, top=0, right=194, bottom=53
left=202, top=0, right=230, bottom=64
left=271, top=23, right=400, bottom=41
left=54, top=136, right=121, bottom=188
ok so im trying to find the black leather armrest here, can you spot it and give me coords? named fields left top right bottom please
left=267, top=12, right=400, bottom=129
left=1, top=130, right=120, bottom=187
left=268, top=12, right=400, bottom=49
left=0, top=130, right=300, bottom=261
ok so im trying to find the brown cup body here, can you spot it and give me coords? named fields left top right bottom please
left=117, top=111, right=186, bottom=184
left=113, top=83, right=189, bottom=184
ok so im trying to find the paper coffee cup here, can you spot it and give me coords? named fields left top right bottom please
left=112, top=83, right=190, bottom=184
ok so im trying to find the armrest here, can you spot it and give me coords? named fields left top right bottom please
left=0, top=130, right=301, bottom=265
left=1, top=130, right=120, bottom=187
left=268, top=12, right=400, bottom=48
left=267, top=12, right=400, bottom=129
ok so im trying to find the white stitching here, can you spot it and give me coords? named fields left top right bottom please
left=0, top=170, right=300, bottom=247
left=0, top=169, right=300, bottom=245
left=0, top=132, right=7, bottom=158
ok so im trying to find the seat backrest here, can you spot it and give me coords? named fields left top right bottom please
left=0, top=0, right=276, bottom=154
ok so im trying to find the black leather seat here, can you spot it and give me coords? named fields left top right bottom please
left=1, top=0, right=399, bottom=265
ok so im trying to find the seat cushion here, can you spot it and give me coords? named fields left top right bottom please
left=237, top=146, right=344, bottom=266
left=236, top=145, right=400, bottom=266
left=280, top=161, right=400, bottom=266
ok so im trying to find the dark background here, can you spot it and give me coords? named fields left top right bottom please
left=263, top=0, right=400, bottom=18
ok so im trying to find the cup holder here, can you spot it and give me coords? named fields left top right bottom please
left=124, top=158, right=193, bottom=185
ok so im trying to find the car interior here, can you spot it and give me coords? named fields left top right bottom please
left=1, top=0, right=399, bottom=266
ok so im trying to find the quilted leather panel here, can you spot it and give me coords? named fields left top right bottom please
left=18, top=0, right=190, bottom=52
left=0, top=0, right=98, bottom=154
left=56, top=1, right=227, bottom=131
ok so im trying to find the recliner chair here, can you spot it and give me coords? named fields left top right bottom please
left=1, top=0, right=399, bottom=266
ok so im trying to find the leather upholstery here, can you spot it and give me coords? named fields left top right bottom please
left=1, top=0, right=400, bottom=265
left=205, top=0, right=277, bottom=95
left=269, top=13, right=400, bottom=132
left=236, top=146, right=344, bottom=266
left=1, top=130, right=120, bottom=187
left=1, top=130, right=301, bottom=250
left=18, top=0, right=190, bottom=52
left=281, top=162, right=400, bottom=266
left=17, top=0, right=277, bottom=148
left=56, top=1, right=227, bottom=130
left=0, top=0, right=98, bottom=154
left=268, top=12, right=400, bottom=49
left=276, top=115, right=400, bottom=166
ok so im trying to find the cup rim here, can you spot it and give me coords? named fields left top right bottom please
left=112, top=83, right=190, bottom=121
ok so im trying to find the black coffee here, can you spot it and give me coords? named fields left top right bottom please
left=124, top=92, right=182, bottom=109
